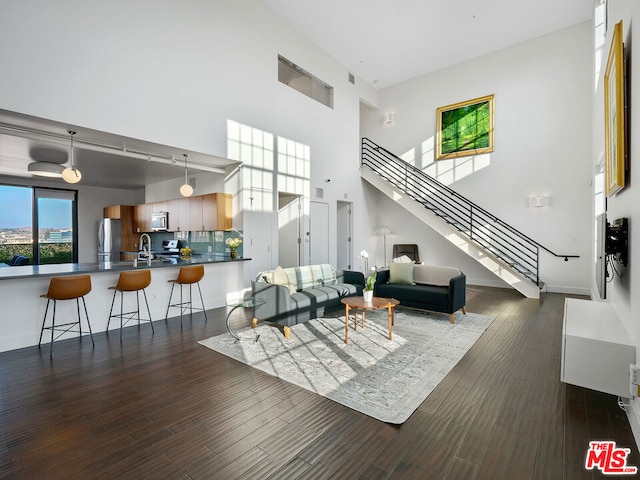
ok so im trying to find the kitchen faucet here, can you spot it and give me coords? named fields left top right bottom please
left=139, top=233, right=152, bottom=266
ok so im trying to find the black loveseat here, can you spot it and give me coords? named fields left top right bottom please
left=374, top=263, right=466, bottom=323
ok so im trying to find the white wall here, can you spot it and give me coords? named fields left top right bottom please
left=0, top=0, right=379, bottom=279
left=597, top=0, right=640, bottom=446
left=598, top=0, right=639, bottom=353
left=360, top=22, right=593, bottom=293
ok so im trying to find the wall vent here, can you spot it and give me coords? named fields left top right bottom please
left=315, top=187, right=324, bottom=199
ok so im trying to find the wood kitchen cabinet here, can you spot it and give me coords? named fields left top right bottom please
left=133, top=203, right=152, bottom=233
left=103, top=205, right=137, bottom=256
left=213, top=193, right=232, bottom=230
left=126, top=192, right=232, bottom=233
left=189, top=196, right=204, bottom=231
left=161, top=198, right=189, bottom=232
left=192, top=193, right=233, bottom=231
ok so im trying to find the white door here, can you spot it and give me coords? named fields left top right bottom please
left=242, top=211, right=274, bottom=286
left=336, top=201, right=352, bottom=269
left=278, top=193, right=302, bottom=268
left=308, top=201, right=329, bottom=265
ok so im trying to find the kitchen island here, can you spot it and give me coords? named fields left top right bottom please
left=0, top=256, right=250, bottom=352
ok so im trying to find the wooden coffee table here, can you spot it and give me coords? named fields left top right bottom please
left=340, top=296, right=399, bottom=344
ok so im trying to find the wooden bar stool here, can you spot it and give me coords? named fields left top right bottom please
left=165, top=265, right=208, bottom=325
left=39, top=274, right=94, bottom=358
left=107, top=269, right=154, bottom=342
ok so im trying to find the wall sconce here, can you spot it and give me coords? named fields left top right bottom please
left=382, top=113, right=396, bottom=125
left=528, top=195, right=550, bottom=207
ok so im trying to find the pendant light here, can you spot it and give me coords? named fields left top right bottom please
left=179, top=153, right=193, bottom=197
left=62, top=130, right=82, bottom=184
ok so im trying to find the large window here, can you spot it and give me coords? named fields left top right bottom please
left=0, top=185, right=78, bottom=265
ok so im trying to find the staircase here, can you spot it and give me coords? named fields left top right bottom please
left=361, top=138, right=578, bottom=299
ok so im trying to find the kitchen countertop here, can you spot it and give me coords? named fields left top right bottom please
left=0, top=254, right=250, bottom=281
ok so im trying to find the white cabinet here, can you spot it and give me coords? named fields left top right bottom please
left=561, top=298, right=635, bottom=398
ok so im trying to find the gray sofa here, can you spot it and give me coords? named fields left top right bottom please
left=374, top=263, right=466, bottom=323
left=250, top=263, right=364, bottom=338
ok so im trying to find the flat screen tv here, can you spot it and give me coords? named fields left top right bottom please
left=595, top=214, right=629, bottom=299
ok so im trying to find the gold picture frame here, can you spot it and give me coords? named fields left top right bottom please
left=604, top=20, right=626, bottom=196
left=436, top=94, right=494, bottom=160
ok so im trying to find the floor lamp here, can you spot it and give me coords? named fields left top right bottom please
left=376, top=225, right=392, bottom=266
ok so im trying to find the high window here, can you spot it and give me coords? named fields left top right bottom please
left=278, top=55, right=334, bottom=108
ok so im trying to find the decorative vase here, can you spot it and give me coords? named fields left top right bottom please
left=230, top=250, right=237, bottom=259
left=363, top=290, right=373, bottom=304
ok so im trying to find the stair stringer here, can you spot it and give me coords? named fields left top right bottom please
left=361, top=167, right=540, bottom=299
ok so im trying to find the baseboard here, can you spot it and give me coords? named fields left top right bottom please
left=466, top=278, right=511, bottom=289
left=467, top=278, right=590, bottom=297
left=628, top=400, right=640, bottom=451
left=545, top=284, right=591, bottom=296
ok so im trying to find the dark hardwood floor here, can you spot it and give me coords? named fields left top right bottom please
left=0, top=286, right=637, bottom=479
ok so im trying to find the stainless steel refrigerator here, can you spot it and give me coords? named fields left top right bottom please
left=98, top=218, right=121, bottom=262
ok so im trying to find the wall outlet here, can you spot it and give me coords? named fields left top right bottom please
left=630, top=364, right=640, bottom=397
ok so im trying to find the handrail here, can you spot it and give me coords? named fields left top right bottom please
left=361, top=138, right=579, bottom=287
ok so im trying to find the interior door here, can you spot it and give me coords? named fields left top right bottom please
left=336, top=201, right=352, bottom=269
left=278, top=193, right=302, bottom=268
left=308, top=201, right=329, bottom=265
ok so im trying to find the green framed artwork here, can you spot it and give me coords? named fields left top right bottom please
left=436, top=94, right=495, bottom=160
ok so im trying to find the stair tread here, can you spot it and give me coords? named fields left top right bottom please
left=361, top=155, right=544, bottom=295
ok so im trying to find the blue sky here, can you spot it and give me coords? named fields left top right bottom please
left=0, top=186, right=71, bottom=229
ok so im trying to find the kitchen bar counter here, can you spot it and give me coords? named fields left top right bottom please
left=0, top=256, right=250, bottom=352
left=0, top=255, right=250, bottom=280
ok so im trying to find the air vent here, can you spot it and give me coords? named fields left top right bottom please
left=315, top=187, right=324, bottom=199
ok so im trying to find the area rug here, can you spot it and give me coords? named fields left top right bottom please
left=199, top=308, right=495, bottom=424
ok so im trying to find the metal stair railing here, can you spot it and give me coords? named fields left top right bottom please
left=361, top=137, right=579, bottom=287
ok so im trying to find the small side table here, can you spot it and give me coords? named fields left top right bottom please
left=340, top=296, right=399, bottom=344
left=226, top=297, right=265, bottom=342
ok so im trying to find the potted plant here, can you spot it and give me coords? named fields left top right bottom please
left=358, top=250, right=377, bottom=304
left=226, top=237, right=242, bottom=259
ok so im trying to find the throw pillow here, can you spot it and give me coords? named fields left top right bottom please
left=388, top=262, right=415, bottom=285
left=392, top=255, right=414, bottom=264
left=272, top=266, right=296, bottom=295
left=413, top=264, right=461, bottom=286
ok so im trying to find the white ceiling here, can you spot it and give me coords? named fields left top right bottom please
left=0, top=2, right=593, bottom=189
left=261, top=0, right=594, bottom=88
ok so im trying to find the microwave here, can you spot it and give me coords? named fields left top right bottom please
left=151, top=211, right=168, bottom=231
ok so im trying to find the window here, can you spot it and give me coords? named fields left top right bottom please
left=278, top=55, right=334, bottom=108
left=0, top=185, right=78, bottom=265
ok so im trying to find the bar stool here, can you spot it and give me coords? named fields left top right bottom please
left=107, top=269, right=154, bottom=342
left=165, top=265, right=208, bottom=324
left=39, top=274, right=94, bottom=358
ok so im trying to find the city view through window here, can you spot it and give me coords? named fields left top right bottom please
left=0, top=185, right=75, bottom=265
